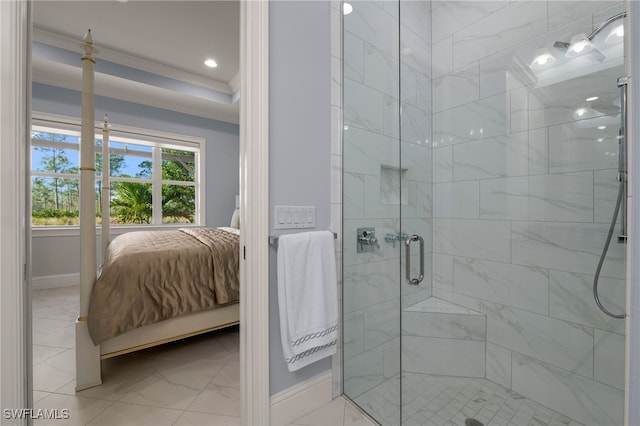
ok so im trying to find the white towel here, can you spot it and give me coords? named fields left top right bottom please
left=277, top=231, right=338, bottom=372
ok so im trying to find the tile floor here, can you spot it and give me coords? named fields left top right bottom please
left=32, top=286, right=374, bottom=426
left=352, top=374, right=584, bottom=426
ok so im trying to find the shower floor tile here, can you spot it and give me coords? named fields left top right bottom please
left=352, top=374, right=585, bottom=426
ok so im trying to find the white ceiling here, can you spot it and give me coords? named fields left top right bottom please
left=32, top=0, right=240, bottom=123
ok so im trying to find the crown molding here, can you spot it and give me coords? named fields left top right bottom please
left=33, top=26, right=236, bottom=95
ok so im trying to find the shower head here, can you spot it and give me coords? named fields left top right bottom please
left=552, top=11, right=626, bottom=62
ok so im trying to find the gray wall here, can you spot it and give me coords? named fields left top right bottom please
left=269, top=1, right=333, bottom=395
left=32, top=82, right=239, bottom=278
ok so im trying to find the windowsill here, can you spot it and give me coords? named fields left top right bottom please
left=31, top=223, right=201, bottom=238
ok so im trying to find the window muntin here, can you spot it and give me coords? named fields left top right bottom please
left=31, top=117, right=202, bottom=227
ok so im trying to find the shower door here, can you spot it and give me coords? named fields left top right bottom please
left=343, top=2, right=627, bottom=425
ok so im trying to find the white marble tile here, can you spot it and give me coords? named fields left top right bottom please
left=402, top=310, right=485, bottom=340
left=380, top=167, right=406, bottom=206
left=510, top=87, right=528, bottom=133
left=453, top=132, right=528, bottom=181
left=33, top=345, right=67, bottom=366
left=405, top=296, right=482, bottom=315
left=87, top=402, right=182, bottom=426
left=528, top=172, right=594, bottom=222
left=344, top=400, right=377, bottom=425
left=432, top=37, right=453, bottom=79
left=293, top=396, right=346, bottom=426
left=332, top=56, right=342, bottom=109
left=479, top=50, right=526, bottom=99
left=401, top=141, right=431, bottom=183
left=454, top=257, right=549, bottom=315
left=432, top=1, right=509, bottom=44
left=401, top=63, right=418, bottom=108
left=344, top=172, right=364, bottom=219
left=33, top=349, right=75, bottom=393
left=482, top=301, right=594, bottom=378
left=383, top=337, right=400, bottom=380
left=343, top=127, right=399, bottom=176
left=211, top=364, right=240, bottom=389
left=344, top=309, right=365, bottom=360
left=342, top=219, right=388, bottom=266
left=34, top=393, right=113, bottom=426
left=549, top=270, right=625, bottom=335
left=548, top=117, right=620, bottom=173
left=486, top=343, right=511, bottom=389
left=331, top=154, right=342, bottom=206
left=433, top=93, right=508, bottom=147
left=117, top=358, right=224, bottom=410
left=433, top=146, right=453, bottom=182
left=434, top=181, right=479, bottom=219
left=363, top=299, right=400, bottom=351
left=512, top=352, right=623, bottom=426
left=343, top=259, right=398, bottom=312
left=399, top=26, right=430, bottom=77
left=343, top=79, right=384, bottom=133
left=548, top=1, right=617, bottom=31
left=332, top=106, right=343, bottom=156
left=399, top=1, right=430, bottom=43
left=479, top=176, right=529, bottom=220
left=416, top=72, right=432, bottom=114
left=452, top=2, right=547, bottom=70
left=433, top=218, right=511, bottom=263
left=403, top=336, right=485, bottom=377
left=511, top=222, right=626, bottom=279
left=432, top=253, right=453, bottom=291
left=344, top=346, right=384, bottom=399
left=432, top=288, right=482, bottom=313
left=33, top=323, right=75, bottom=349
left=364, top=43, right=399, bottom=97
left=344, top=31, right=364, bottom=83
left=528, top=127, right=548, bottom=175
left=401, top=103, right=429, bottom=145
left=187, top=384, right=240, bottom=417
left=433, top=63, right=479, bottom=113
left=382, top=94, right=400, bottom=139
left=174, top=411, right=240, bottom=426
left=344, top=1, right=398, bottom=57
left=594, top=169, right=620, bottom=224
left=594, top=329, right=625, bottom=390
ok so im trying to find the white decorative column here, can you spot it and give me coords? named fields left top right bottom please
left=240, top=0, right=270, bottom=424
left=76, top=29, right=101, bottom=391
left=101, top=115, right=110, bottom=260
left=0, top=0, right=30, bottom=422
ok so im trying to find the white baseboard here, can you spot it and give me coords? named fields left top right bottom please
left=32, top=273, right=79, bottom=290
left=270, top=371, right=333, bottom=425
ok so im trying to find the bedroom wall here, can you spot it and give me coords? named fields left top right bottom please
left=268, top=0, right=333, bottom=395
left=31, top=82, right=239, bottom=280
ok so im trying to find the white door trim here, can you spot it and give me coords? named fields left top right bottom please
left=240, top=1, right=270, bottom=424
left=0, top=0, right=31, bottom=423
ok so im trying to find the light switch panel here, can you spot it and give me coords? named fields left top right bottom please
left=274, top=205, right=316, bottom=229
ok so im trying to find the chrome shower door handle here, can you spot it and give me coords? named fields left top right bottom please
left=405, top=234, right=424, bottom=285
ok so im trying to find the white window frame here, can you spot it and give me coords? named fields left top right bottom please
left=31, top=112, right=206, bottom=233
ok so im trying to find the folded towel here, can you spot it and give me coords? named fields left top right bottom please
left=277, top=231, right=338, bottom=372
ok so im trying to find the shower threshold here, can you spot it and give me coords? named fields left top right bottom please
left=352, top=374, right=585, bottom=426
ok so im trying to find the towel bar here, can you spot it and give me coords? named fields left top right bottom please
left=269, top=231, right=337, bottom=246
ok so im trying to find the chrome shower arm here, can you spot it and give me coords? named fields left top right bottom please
left=588, top=11, right=626, bottom=41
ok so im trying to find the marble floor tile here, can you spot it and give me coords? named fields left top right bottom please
left=33, top=349, right=75, bottom=393
left=293, top=396, right=347, bottom=426
left=173, top=410, right=241, bottom=426
left=86, top=402, right=182, bottom=426
left=33, top=345, right=67, bottom=365
left=33, top=393, right=114, bottom=426
left=187, top=384, right=241, bottom=417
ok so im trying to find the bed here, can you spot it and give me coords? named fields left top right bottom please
left=75, top=31, right=240, bottom=390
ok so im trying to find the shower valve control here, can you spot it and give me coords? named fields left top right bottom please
left=357, top=227, right=379, bottom=253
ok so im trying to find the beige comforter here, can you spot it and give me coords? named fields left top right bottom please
left=87, top=227, right=239, bottom=345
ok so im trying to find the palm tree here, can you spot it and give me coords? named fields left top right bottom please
left=110, top=182, right=152, bottom=224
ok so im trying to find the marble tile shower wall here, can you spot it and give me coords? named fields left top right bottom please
left=342, top=0, right=433, bottom=402
left=430, top=1, right=625, bottom=425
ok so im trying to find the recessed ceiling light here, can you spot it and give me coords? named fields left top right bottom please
left=204, top=59, right=218, bottom=68
left=597, top=125, right=607, bottom=130
left=343, top=2, right=353, bottom=15
left=586, top=96, right=599, bottom=102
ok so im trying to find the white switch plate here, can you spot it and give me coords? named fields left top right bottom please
left=274, top=205, right=316, bottom=229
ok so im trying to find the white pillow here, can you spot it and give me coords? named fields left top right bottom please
left=230, top=208, right=240, bottom=229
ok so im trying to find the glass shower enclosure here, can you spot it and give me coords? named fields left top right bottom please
left=342, top=2, right=627, bottom=425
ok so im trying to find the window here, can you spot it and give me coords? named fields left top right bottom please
left=31, top=114, right=204, bottom=227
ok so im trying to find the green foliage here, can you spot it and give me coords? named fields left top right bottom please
left=110, top=182, right=153, bottom=224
